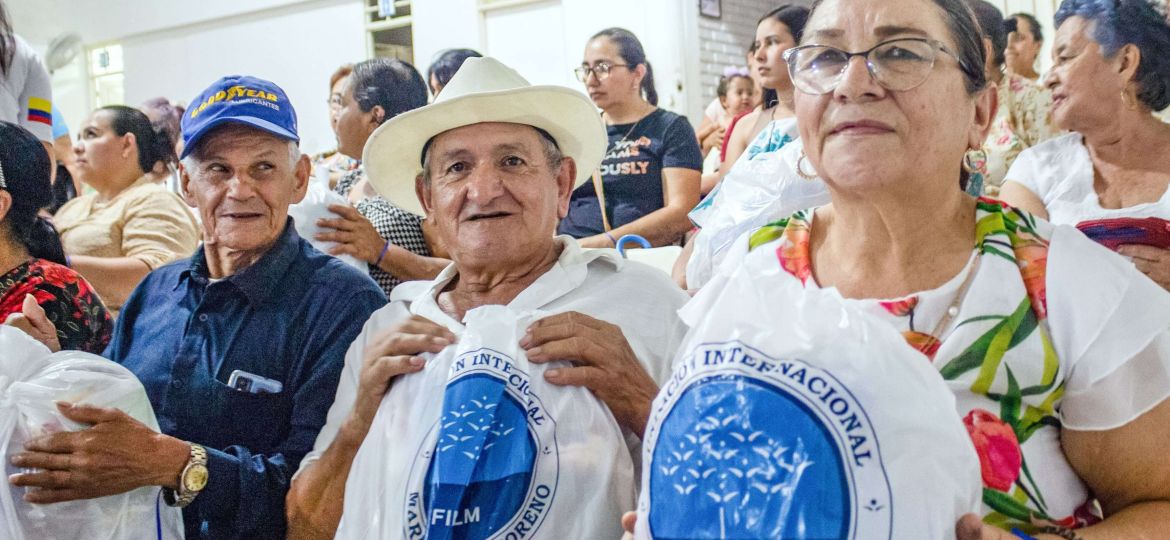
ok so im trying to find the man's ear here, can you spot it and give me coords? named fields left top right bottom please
left=178, top=161, right=198, bottom=208
left=415, top=173, right=432, bottom=217
left=290, top=153, right=311, bottom=205
left=555, top=157, right=577, bottom=219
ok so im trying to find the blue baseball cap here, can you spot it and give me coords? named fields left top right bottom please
left=180, top=75, right=299, bottom=159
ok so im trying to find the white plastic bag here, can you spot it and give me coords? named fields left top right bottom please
left=637, top=255, right=981, bottom=539
left=336, top=304, right=635, bottom=540
left=686, top=140, right=831, bottom=290
left=0, top=326, right=185, bottom=540
left=288, top=182, right=366, bottom=271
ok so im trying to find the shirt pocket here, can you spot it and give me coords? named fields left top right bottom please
left=206, top=378, right=292, bottom=451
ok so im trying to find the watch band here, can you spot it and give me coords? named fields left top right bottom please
left=164, top=443, right=208, bottom=508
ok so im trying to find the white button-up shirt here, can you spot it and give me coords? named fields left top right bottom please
left=300, top=237, right=689, bottom=473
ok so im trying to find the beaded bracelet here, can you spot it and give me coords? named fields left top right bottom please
left=1038, top=526, right=1083, bottom=540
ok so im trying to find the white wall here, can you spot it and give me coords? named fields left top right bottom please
left=10, top=0, right=367, bottom=155
left=695, top=0, right=777, bottom=113
left=412, top=0, right=701, bottom=122
left=411, top=0, right=481, bottom=77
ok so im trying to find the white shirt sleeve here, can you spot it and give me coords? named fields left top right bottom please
left=1046, top=225, right=1170, bottom=430
left=1004, top=142, right=1043, bottom=197
left=15, top=37, right=52, bottom=142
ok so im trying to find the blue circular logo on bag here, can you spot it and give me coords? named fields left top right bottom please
left=644, top=341, right=892, bottom=540
left=404, top=348, right=559, bottom=540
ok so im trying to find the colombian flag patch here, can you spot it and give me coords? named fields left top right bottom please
left=27, top=97, right=51, bottom=126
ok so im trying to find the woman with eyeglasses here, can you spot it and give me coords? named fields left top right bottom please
left=0, top=121, right=112, bottom=353
left=1000, top=0, right=1170, bottom=292
left=558, top=28, right=702, bottom=248
left=655, top=0, right=1170, bottom=537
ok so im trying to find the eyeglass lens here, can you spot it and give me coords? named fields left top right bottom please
left=575, top=63, right=613, bottom=83
left=789, top=39, right=940, bottom=94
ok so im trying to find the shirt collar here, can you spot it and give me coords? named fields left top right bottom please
left=177, top=218, right=302, bottom=306
left=397, top=236, right=625, bottom=328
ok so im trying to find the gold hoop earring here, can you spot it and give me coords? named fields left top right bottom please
left=1122, top=88, right=1138, bottom=111
left=963, top=148, right=987, bottom=174
left=796, top=149, right=818, bottom=181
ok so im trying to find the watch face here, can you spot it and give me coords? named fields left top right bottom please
left=185, top=465, right=209, bottom=491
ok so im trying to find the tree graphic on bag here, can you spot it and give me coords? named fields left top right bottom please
left=656, top=400, right=814, bottom=537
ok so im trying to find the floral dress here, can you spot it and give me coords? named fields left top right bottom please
left=740, top=199, right=1170, bottom=533
left=0, top=258, right=113, bottom=353
left=971, top=74, right=1058, bottom=194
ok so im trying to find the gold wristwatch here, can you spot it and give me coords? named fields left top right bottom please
left=164, top=443, right=209, bottom=508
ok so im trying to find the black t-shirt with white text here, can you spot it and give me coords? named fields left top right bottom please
left=559, top=108, right=702, bottom=238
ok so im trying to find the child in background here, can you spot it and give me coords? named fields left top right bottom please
left=698, top=69, right=757, bottom=194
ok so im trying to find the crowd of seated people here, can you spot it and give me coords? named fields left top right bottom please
left=3, top=0, right=1170, bottom=538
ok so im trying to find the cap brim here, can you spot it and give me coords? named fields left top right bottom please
left=180, top=116, right=299, bottom=159
left=362, top=85, right=605, bottom=216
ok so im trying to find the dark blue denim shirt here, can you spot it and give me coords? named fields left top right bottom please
left=104, top=220, right=386, bottom=539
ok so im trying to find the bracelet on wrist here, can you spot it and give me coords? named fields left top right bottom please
left=374, top=241, right=391, bottom=266
left=1037, top=526, right=1084, bottom=540
left=604, top=232, right=618, bottom=247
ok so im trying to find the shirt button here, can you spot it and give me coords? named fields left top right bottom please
left=198, top=314, right=208, bottom=322
left=172, top=379, right=183, bottom=389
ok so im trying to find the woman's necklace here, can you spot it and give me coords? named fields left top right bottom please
left=926, top=252, right=982, bottom=344
left=606, top=105, right=653, bottom=148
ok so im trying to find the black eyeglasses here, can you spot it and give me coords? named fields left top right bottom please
left=574, top=62, right=630, bottom=83
left=782, top=38, right=975, bottom=95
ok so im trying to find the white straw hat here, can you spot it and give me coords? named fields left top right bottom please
left=362, top=57, right=606, bottom=215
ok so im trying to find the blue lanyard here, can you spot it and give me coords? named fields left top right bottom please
left=155, top=490, right=164, bottom=540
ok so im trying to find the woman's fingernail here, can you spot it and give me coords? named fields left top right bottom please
left=410, top=357, right=424, bottom=367
left=526, top=347, right=541, bottom=357
left=544, top=369, right=560, bottom=379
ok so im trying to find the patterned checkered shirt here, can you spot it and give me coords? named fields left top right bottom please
left=335, top=168, right=430, bottom=296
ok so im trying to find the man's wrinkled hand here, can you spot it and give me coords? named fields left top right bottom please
left=350, top=315, right=454, bottom=426
left=522, top=311, right=658, bottom=435
left=8, top=402, right=189, bottom=504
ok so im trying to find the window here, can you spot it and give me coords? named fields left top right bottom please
left=366, top=0, right=413, bottom=62
left=87, top=43, right=124, bottom=108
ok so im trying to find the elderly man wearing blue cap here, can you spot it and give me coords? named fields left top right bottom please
left=8, top=76, right=387, bottom=539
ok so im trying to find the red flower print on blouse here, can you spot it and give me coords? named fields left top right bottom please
left=879, top=296, right=919, bottom=317
left=963, top=409, right=1023, bottom=492
left=777, top=216, right=813, bottom=284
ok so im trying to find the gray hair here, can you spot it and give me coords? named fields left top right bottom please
left=420, top=126, right=564, bottom=186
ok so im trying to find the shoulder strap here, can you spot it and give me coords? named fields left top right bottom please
left=591, top=171, right=612, bottom=232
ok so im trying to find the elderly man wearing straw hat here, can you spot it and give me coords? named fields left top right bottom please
left=286, top=57, right=688, bottom=538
